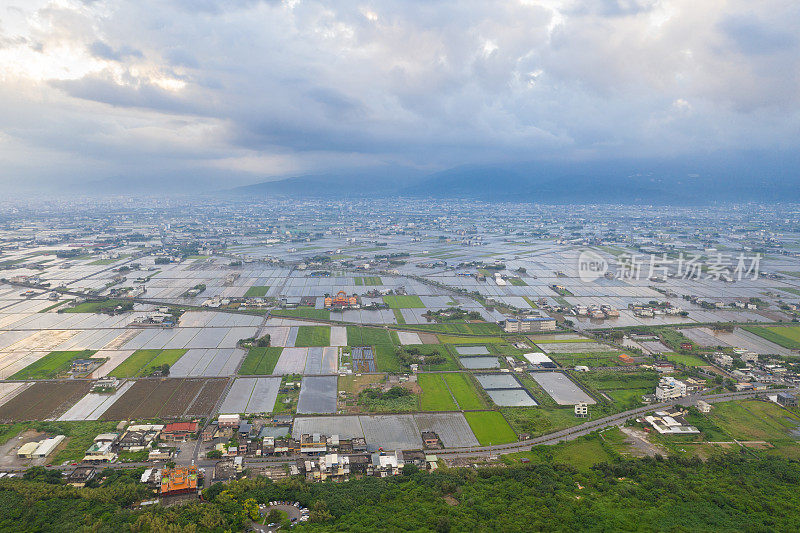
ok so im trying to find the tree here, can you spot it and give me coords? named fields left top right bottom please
left=243, top=498, right=259, bottom=521
left=207, top=449, right=222, bottom=459
left=311, top=500, right=333, bottom=522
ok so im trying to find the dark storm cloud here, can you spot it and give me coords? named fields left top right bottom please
left=0, top=0, right=798, bottom=190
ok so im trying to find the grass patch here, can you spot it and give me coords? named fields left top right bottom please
left=708, top=400, right=800, bottom=441
left=501, top=406, right=584, bottom=437
left=11, top=350, right=97, bottom=380
left=382, top=295, right=425, bottom=308
left=509, top=278, right=527, bottom=286
left=244, top=285, right=270, bottom=297
left=665, top=353, right=707, bottom=367
left=294, top=326, right=331, bottom=347
left=575, top=370, right=660, bottom=392
left=239, top=347, right=283, bottom=375
left=392, top=308, right=406, bottom=325
left=338, top=374, right=385, bottom=395
left=503, top=433, right=615, bottom=471
left=465, top=411, right=517, bottom=445
left=522, top=296, right=538, bottom=309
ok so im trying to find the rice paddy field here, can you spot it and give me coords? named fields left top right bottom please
left=2, top=208, right=800, bottom=456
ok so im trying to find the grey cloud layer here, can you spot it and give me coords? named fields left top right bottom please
left=0, top=0, right=798, bottom=188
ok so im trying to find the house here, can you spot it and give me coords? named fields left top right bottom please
left=71, top=359, right=97, bottom=373
left=524, top=352, right=556, bottom=368
left=618, top=354, right=635, bottom=366
left=162, top=422, right=198, bottom=442
left=696, top=400, right=712, bottom=413
left=644, top=410, right=699, bottom=434
left=777, top=392, right=798, bottom=407
left=118, top=426, right=161, bottom=452
left=653, top=362, right=675, bottom=373
left=713, top=353, right=733, bottom=367
left=31, top=435, right=66, bottom=458
left=67, top=466, right=96, bottom=487
left=218, top=414, right=240, bottom=428
left=655, top=376, right=688, bottom=400
left=503, top=316, right=557, bottom=333
left=84, top=441, right=117, bottom=463
left=202, top=423, right=218, bottom=442
left=421, top=431, right=441, bottom=449
left=17, top=442, right=39, bottom=458
left=148, top=449, right=172, bottom=461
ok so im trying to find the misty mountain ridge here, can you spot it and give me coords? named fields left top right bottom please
left=229, top=152, right=800, bottom=204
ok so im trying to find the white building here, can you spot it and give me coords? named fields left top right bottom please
left=503, top=316, right=557, bottom=333
left=655, top=376, right=688, bottom=401
left=574, top=402, right=589, bottom=418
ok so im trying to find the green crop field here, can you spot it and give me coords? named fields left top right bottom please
left=11, top=349, right=97, bottom=380
left=271, top=308, right=330, bottom=320
left=63, top=299, right=131, bottom=314
left=346, top=326, right=394, bottom=347
left=509, top=277, right=527, bottom=286
left=109, top=349, right=187, bottom=378
left=355, top=276, right=382, bottom=286
left=465, top=411, right=517, bottom=445
left=345, top=326, right=402, bottom=371
left=666, top=353, right=707, bottom=367
left=438, top=335, right=506, bottom=344
left=294, top=326, right=331, bottom=347
left=531, top=338, right=592, bottom=344
left=743, top=326, right=800, bottom=350
left=244, top=285, right=270, bottom=297
left=146, top=349, right=186, bottom=370
left=443, top=373, right=485, bottom=410
left=398, top=323, right=504, bottom=335
left=382, top=295, right=425, bottom=308
left=708, top=400, right=800, bottom=441
left=239, top=347, right=283, bottom=375
left=418, top=374, right=458, bottom=411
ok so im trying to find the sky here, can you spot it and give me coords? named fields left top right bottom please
left=0, top=0, right=798, bottom=192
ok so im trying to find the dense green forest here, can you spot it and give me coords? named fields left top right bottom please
left=2, top=454, right=800, bottom=532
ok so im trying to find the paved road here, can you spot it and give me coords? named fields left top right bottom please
left=433, top=388, right=796, bottom=458
left=1, top=386, right=791, bottom=475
